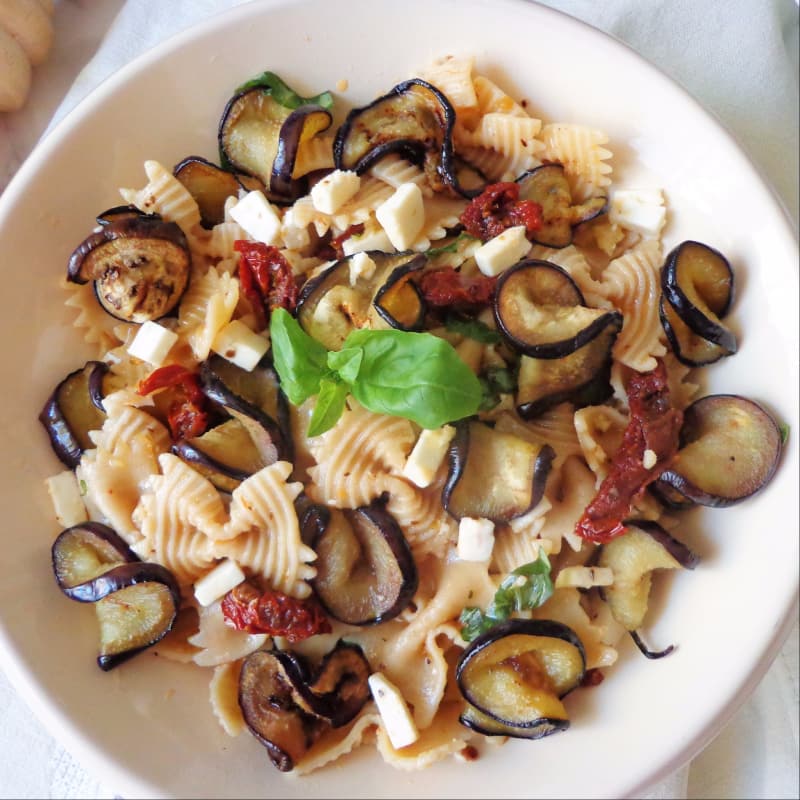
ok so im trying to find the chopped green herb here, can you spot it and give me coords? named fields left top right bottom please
left=425, top=232, right=477, bottom=257
left=478, top=366, right=517, bottom=411
left=459, top=550, right=554, bottom=642
left=79, top=479, right=88, bottom=496
left=445, top=314, right=501, bottom=344
left=779, top=422, right=790, bottom=445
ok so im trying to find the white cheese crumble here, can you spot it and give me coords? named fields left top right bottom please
left=642, top=448, right=658, bottom=469
left=375, top=183, right=425, bottom=250
left=194, top=559, right=246, bottom=607
left=45, top=471, right=88, bottom=528
left=474, top=225, right=530, bottom=276
left=229, top=190, right=282, bottom=245
left=457, top=517, right=496, bottom=562
left=401, top=425, right=456, bottom=488
left=127, top=320, right=178, bottom=366
left=367, top=672, right=420, bottom=749
left=310, top=169, right=361, bottom=214
left=609, top=188, right=666, bottom=237
left=211, top=320, right=269, bottom=371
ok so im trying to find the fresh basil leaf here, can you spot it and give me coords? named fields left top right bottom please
left=307, top=378, right=348, bottom=437
left=459, top=551, right=553, bottom=642
left=425, top=232, right=477, bottom=257
left=780, top=422, right=790, bottom=445
left=327, top=346, right=363, bottom=385
left=343, top=329, right=483, bottom=429
left=485, top=366, right=516, bottom=394
left=445, top=314, right=501, bottom=344
left=235, top=71, right=334, bottom=110
left=270, top=308, right=330, bottom=405
left=478, top=377, right=501, bottom=412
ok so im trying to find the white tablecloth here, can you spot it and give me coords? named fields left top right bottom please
left=0, top=1, right=797, bottom=798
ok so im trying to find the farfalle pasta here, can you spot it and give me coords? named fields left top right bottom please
left=40, top=54, right=783, bottom=780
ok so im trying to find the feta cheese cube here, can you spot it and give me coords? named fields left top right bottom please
left=342, top=227, right=394, bottom=256
left=45, top=471, right=88, bottom=528
left=211, top=320, right=269, bottom=371
left=194, top=558, right=246, bottom=607
left=609, top=188, right=666, bottom=237
left=229, top=190, right=282, bottom=245
left=310, top=169, right=361, bottom=214
left=127, top=320, right=178, bottom=365
left=367, top=672, right=420, bottom=749
left=402, top=425, right=456, bottom=488
left=457, top=517, right=496, bottom=562
left=474, top=225, right=530, bottom=276
left=349, top=251, right=377, bottom=286
left=375, top=183, right=425, bottom=251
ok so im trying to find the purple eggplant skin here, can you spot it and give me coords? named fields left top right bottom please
left=629, top=630, right=674, bottom=660
left=648, top=479, right=697, bottom=512
left=52, top=522, right=140, bottom=596
left=333, top=78, right=476, bottom=198
left=95, top=205, right=154, bottom=226
left=39, top=361, right=109, bottom=468
left=623, top=520, right=699, bottom=570
left=310, top=502, right=419, bottom=626
left=271, top=105, right=333, bottom=200
left=659, top=294, right=733, bottom=368
left=660, top=240, right=737, bottom=352
left=87, top=360, right=110, bottom=412
left=372, top=257, right=427, bottom=331
left=459, top=702, right=569, bottom=740
left=62, top=560, right=180, bottom=605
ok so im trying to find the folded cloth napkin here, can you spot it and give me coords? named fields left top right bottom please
left=0, top=1, right=797, bottom=798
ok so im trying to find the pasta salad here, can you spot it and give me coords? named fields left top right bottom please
left=40, top=55, right=784, bottom=775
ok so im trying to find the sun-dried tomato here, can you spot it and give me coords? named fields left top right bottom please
left=315, top=223, right=366, bottom=261
left=419, top=267, right=497, bottom=310
left=234, top=240, right=299, bottom=330
left=137, top=364, right=210, bottom=441
left=575, top=360, right=683, bottom=544
left=581, top=668, right=605, bottom=688
left=460, top=181, right=543, bottom=242
left=221, top=582, right=332, bottom=643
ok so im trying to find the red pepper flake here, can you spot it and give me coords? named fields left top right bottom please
left=581, top=668, right=605, bottom=687
left=459, top=181, right=543, bottom=242
left=234, top=240, right=299, bottom=330
left=419, top=267, right=497, bottom=310
left=575, top=360, right=683, bottom=544
left=221, top=582, right=332, bottom=643
left=137, top=364, right=210, bottom=441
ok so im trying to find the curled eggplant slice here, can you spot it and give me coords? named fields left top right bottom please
left=173, top=156, right=258, bottom=228
left=656, top=394, right=782, bottom=507
left=494, top=259, right=617, bottom=359
left=334, top=78, right=466, bottom=195
left=96, top=574, right=180, bottom=671
left=218, top=73, right=332, bottom=200
left=660, top=240, right=737, bottom=353
left=67, top=215, right=191, bottom=323
left=73, top=560, right=180, bottom=605
left=516, top=165, right=607, bottom=249
left=39, top=361, right=109, bottom=467
left=516, top=311, right=622, bottom=418
left=599, top=521, right=697, bottom=656
left=308, top=502, right=418, bottom=626
left=95, top=205, right=152, bottom=226
left=52, top=522, right=139, bottom=599
left=288, top=641, right=372, bottom=728
left=648, top=478, right=697, bottom=511
left=296, top=251, right=426, bottom=349
left=443, top=421, right=554, bottom=522
left=456, top=619, right=585, bottom=736
left=199, top=354, right=292, bottom=464
left=659, top=294, right=733, bottom=367
left=238, top=649, right=324, bottom=772
left=173, top=418, right=270, bottom=493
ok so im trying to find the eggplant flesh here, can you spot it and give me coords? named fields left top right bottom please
left=443, top=421, right=554, bottom=522
left=516, top=165, right=607, bottom=249
left=308, top=503, right=418, bottom=626
left=39, top=361, right=109, bottom=468
left=494, top=259, right=615, bottom=359
left=660, top=240, right=736, bottom=352
left=516, top=312, right=621, bottom=418
left=52, top=522, right=139, bottom=599
left=456, top=619, right=585, bottom=732
left=659, top=295, right=733, bottom=367
left=173, top=156, right=254, bottom=228
left=67, top=216, right=191, bottom=323
left=460, top=702, right=568, bottom=739
left=656, top=394, right=782, bottom=507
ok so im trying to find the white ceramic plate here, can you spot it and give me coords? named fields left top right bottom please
left=0, top=1, right=797, bottom=797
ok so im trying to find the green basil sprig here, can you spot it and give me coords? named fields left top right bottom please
left=270, top=309, right=483, bottom=437
left=234, top=71, right=334, bottom=110
left=459, top=550, right=554, bottom=642
left=445, top=313, right=501, bottom=344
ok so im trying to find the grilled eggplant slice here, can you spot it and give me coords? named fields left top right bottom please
left=67, top=215, right=191, bottom=323
left=660, top=240, right=737, bottom=353
left=334, top=78, right=467, bottom=195
left=173, top=156, right=263, bottom=227
left=456, top=619, right=585, bottom=737
left=199, top=354, right=292, bottom=464
left=296, top=251, right=426, bottom=349
left=39, top=361, right=109, bottom=467
left=443, top=421, right=554, bottom=521
left=173, top=417, right=270, bottom=492
left=219, top=72, right=332, bottom=200
left=655, top=394, right=782, bottom=507
left=95, top=205, right=151, bottom=226
left=516, top=165, right=607, bottom=248
left=659, top=294, right=733, bottom=367
left=494, top=259, right=617, bottom=359
left=52, top=522, right=139, bottom=599
left=599, top=521, right=698, bottom=658
left=516, top=311, right=622, bottom=418
left=308, top=503, right=418, bottom=625
left=95, top=571, right=180, bottom=670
